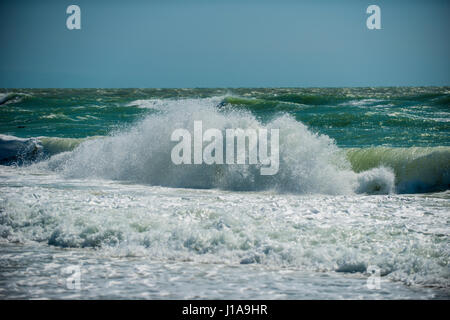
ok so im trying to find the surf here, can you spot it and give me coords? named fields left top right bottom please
left=1, top=95, right=448, bottom=194
left=33, top=97, right=395, bottom=194
left=346, top=147, right=450, bottom=193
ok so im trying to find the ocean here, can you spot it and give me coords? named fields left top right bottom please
left=0, top=87, right=449, bottom=299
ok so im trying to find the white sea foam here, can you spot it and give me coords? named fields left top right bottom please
left=1, top=93, right=449, bottom=299
left=0, top=165, right=448, bottom=292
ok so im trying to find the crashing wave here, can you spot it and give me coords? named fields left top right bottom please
left=39, top=98, right=395, bottom=195
left=2, top=98, right=448, bottom=194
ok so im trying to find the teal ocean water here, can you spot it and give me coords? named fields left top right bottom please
left=0, top=88, right=449, bottom=299
left=1, top=87, right=449, bottom=193
left=1, top=87, right=449, bottom=145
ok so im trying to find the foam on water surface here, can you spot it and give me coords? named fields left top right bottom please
left=0, top=165, right=449, bottom=298
left=0, top=88, right=449, bottom=299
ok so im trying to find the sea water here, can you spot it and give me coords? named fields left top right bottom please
left=0, top=88, right=449, bottom=299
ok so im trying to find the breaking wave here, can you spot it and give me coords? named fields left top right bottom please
left=1, top=97, right=448, bottom=194
left=41, top=98, right=393, bottom=195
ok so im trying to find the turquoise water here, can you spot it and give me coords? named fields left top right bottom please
left=0, top=88, right=449, bottom=299
left=1, top=87, right=449, bottom=146
left=1, top=87, right=449, bottom=193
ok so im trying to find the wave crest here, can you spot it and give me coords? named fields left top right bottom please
left=40, top=98, right=394, bottom=195
left=347, top=147, right=450, bottom=193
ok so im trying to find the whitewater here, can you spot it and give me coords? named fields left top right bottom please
left=0, top=88, right=449, bottom=299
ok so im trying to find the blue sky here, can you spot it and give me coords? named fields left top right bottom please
left=0, top=0, right=449, bottom=88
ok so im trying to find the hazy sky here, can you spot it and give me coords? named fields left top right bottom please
left=0, top=0, right=449, bottom=88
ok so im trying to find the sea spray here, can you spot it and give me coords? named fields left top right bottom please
left=41, top=98, right=394, bottom=194
left=1, top=89, right=449, bottom=297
